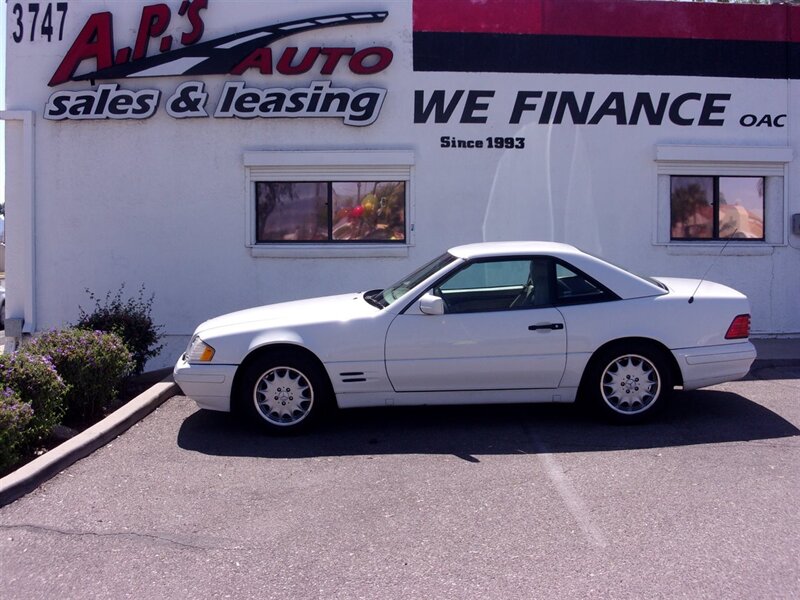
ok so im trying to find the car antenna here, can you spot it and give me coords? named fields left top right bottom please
left=688, top=228, right=738, bottom=304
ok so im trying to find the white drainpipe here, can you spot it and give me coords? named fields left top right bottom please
left=0, top=110, right=36, bottom=348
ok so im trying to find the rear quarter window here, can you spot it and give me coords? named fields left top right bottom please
left=555, top=262, right=617, bottom=305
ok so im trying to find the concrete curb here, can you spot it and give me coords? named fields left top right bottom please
left=751, top=358, right=800, bottom=370
left=751, top=339, right=800, bottom=369
left=0, top=376, right=179, bottom=507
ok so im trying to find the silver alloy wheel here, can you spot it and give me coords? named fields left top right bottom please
left=253, top=366, right=314, bottom=426
left=600, top=353, right=661, bottom=415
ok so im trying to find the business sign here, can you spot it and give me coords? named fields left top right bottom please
left=410, top=0, right=794, bottom=134
left=40, top=1, right=391, bottom=125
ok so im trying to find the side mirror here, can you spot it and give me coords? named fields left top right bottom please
left=419, top=293, right=445, bottom=315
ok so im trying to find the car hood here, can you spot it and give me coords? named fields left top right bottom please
left=196, top=292, right=378, bottom=336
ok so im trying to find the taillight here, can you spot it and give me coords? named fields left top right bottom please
left=725, top=314, right=750, bottom=339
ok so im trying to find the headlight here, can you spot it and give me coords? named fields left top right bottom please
left=185, top=336, right=216, bottom=362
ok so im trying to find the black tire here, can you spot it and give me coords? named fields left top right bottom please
left=584, top=342, right=672, bottom=422
left=238, top=351, right=331, bottom=434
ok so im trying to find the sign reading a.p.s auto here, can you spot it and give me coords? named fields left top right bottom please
left=37, top=0, right=392, bottom=126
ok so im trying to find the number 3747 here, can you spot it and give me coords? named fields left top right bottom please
left=12, top=2, right=68, bottom=43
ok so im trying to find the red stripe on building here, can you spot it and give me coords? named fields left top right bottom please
left=413, top=0, right=543, bottom=35
left=413, top=0, right=800, bottom=43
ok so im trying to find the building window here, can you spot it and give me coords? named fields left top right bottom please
left=245, top=150, right=414, bottom=257
left=255, top=181, right=406, bottom=243
left=654, top=145, right=792, bottom=248
left=670, top=176, right=764, bottom=240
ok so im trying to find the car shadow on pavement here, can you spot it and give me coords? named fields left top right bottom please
left=176, top=389, right=800, bottom=461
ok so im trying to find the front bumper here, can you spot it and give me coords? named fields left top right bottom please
left=173, top=354, right=238, bottom=412
left=674, top=341, right=757, bottom=390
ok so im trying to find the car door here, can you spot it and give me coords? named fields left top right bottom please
left=384, top=257, right=567, bottom=392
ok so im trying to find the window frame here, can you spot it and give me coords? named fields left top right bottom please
left=551, top=259, right=619, bottom=307
left=423, top=255, right=619, bottom=314
left=245, top=150, right=415, bottom=258
left=254, top=180, right=408, bottom=244
left=654, top=145, right=791, bottom=252
left=426, top=256, right=539, bottom=314
left=669, top=174, right=765, bottom=242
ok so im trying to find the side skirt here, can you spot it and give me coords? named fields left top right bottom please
left=335, top=388, right=578, bottom=409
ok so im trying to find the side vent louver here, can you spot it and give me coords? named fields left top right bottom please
left=340, top=371, right=367, bottom=383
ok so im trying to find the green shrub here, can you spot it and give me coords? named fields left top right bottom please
left=0, top=353, right=67, bottom=446
left=23, top=329, right=134, bottom=424
left=76, top=285, right=164, bottom=376
left=0, top=387, right=34, bottom=473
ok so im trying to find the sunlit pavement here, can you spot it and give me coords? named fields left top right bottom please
left=0, top=368, right=798, bottom=599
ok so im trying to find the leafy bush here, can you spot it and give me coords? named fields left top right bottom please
left=0, top=353, right=67, bottom=446
left=22, top=329, right=134, bottom=424
left=76, top=285, right=164, bottom=376
left=0, top=387, right=34, bottom=473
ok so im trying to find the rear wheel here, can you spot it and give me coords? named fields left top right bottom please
left=586, top=343, right=672, bottom=422
left=239, top=352, right=331, bottom=433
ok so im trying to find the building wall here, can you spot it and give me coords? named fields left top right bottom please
left=4, top=0, right=800, bottom=368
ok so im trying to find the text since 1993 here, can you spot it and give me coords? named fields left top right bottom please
left=441, top=136, right=526, bottom=149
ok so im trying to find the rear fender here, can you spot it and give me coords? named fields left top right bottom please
left=576, top=337, right=683, bottom=401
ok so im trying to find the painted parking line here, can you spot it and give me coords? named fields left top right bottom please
left=535, top=451, right=607, bottom=548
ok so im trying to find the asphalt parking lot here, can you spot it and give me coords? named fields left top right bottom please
left=1, top=366, right=798, bottom=599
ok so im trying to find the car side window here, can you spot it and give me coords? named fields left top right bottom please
left=436, top=258, right=551, bottom=313
left=554, top=262, right=613, bottom=305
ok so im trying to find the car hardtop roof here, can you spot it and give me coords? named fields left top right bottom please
left=446, top=241, right=667, bottom=299
left=448, top=241, right=581, bottom=260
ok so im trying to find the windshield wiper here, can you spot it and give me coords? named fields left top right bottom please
left=363, top=289, right=386, bottom=309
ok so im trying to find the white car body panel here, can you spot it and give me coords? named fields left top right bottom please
left=173, top=355, right=236, bottom=411
left=674, top=343, right=757, bottom=390
left=196, top=293, right=383, bottom=364
left=337, top=387, right=578, bottom=409
left=385, top=306, right=566, bottom=391
left=173, top=242, right=757, bottom=415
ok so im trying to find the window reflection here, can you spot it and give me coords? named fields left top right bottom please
left=256, top=181, right=406, bottom=243
left=670, top=176, right=764, bottom=240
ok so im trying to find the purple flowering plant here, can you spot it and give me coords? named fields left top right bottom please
left=22, top=328, right=134, bottom=425
left=0, top=386, right=34, bottom=472
left=0, top=352, right=67, bottom=451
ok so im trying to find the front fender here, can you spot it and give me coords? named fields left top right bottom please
left=248, top=329, right=305, bottom=356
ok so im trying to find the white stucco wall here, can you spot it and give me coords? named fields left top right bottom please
left=4, top=0, right=800, bottom=369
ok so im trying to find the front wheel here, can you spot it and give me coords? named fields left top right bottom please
left=239, top=352, right=331, bottom=433
left=585, top=344, right=672, bottom=422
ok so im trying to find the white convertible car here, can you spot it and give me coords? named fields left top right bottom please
left=174, top=242, right=756, bottom=431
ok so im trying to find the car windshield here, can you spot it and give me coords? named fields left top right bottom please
left=367, top=252, right=459, bottom=308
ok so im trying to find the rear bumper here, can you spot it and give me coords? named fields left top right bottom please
left=173, top=354, right=237, bottom=412
left=674, top=342, right=757, bottom=390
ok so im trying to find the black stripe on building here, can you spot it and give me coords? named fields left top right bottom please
left=413, top=32, right=800, bottom=80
